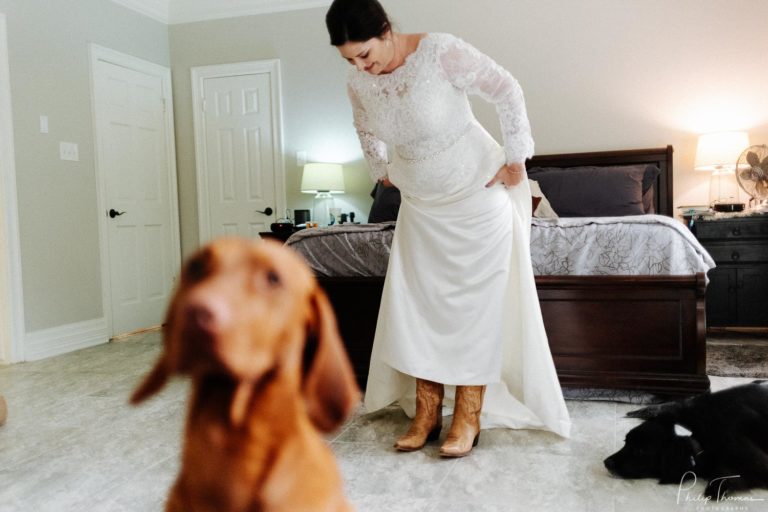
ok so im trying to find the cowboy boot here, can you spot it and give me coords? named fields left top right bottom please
left=394, top=378, right=444, bottom=451
left=439, top=385, right=486, bottom=458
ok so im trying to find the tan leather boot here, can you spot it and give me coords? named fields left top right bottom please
left=439, top=385, right=486, bottom=458
left=394, top=379, right=444, bottom=451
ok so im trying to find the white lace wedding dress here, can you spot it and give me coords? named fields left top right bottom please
left=348, top=33, right=571, bottom=438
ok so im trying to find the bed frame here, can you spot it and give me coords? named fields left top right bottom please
left=319, top=146, right=710, bottom=396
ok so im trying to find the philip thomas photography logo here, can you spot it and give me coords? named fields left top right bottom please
left=677, top=471, right=766, bottom=511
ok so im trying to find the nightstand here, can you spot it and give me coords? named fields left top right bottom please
left=259, top=231, right=296, bottom=243
left=694, top=215, right=768, bottom=327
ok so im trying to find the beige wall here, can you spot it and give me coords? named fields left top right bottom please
left=0, top=0, right=169, bottom=332
left=3, top=0, right=768, bottom=339
left=170, top=0, right=768, bottom=256
left=169, top=7, right=371, bottom=257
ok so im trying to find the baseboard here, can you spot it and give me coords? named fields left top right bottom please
left=24, top=317, right=109, bottom=361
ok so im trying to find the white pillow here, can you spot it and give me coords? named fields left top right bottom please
left=529, top=179, right=559, bottom=219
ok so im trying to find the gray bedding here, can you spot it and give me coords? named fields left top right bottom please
left=285, top=215, right=715, bottom=279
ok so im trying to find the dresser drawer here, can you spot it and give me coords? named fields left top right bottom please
left=696, top=218, right=768, bottom=240
left=703, top=242, right=768, bottom=263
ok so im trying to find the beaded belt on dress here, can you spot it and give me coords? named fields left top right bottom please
left=394, top=123, right=474, bottom=163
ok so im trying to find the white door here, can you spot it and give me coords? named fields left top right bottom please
left=93, top=54, right=179, bottom=337
left=192, top=61, right=285, bottom=242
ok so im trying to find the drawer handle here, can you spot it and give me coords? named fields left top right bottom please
left=732, top=227, right=741, bottom=236
left=731, top=251, right=740, bottom=261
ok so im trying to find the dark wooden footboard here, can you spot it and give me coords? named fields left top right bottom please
left=318, top=273, right=710, bottom=396
left=536, top=274, right=709, bottom=395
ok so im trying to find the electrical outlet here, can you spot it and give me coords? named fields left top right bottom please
left=59, top=142, right=79, bottom=161
left=40, top=115, right=48, bottom=134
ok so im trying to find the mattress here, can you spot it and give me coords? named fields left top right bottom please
left=285, top=215, right=716, bottom=279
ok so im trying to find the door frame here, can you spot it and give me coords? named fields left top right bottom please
left=89, top=43, right=181, bottom=338
left=191, top=59, right=286, bottom=243
left=0, top=12, right=24, bottom=363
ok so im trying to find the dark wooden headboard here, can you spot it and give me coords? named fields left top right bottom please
left=526, top=145, right=674, bottom=217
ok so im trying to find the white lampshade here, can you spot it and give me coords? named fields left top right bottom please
left=694, top=131, right=750, bottom=171
left=301, top=163, right=345, bottom=194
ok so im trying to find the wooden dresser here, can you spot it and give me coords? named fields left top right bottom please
left=694, top=215, right=768, bottom=328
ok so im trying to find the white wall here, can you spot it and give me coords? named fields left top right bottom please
left=3, top=0, right=768, bottom=356
left=169, top=0, right=768, bottom=255
left=169, top=7, right=372, bottom=256
left=0, top=0, right=170, bottom=335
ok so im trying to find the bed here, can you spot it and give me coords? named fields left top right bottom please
left=287, top=146, right=715, bottom=396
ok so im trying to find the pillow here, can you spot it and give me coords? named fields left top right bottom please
left=642, top=186, right=656, bottom=214
left=368, top=182, right=401, bottom=222
left=368, top=179, right=565, bottom=221
left=527, top=164, right=660, bottom=217
left=529, top=179, right=559, bottom=218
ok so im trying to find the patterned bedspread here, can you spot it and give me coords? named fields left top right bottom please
left=285, top=215, right=715, bottom=278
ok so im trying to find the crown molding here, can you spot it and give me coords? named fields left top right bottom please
left=109, top=0, right=332, bottom=25
left=168, top=0, right=332, bottom=24
left=109, top=0, right=170, bottom=24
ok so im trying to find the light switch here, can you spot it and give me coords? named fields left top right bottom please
left=40, top=115, right=48, bottom=134
left=59, top=142, right=79, bottom=161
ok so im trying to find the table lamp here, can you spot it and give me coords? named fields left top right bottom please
left=301, top=163, right=345, bottom=225
left=694, top=131, right=750, bottom=211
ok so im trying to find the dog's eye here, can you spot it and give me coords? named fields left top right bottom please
left=185, top=251, right=211, bottom=282
left=266, top=270, right=281, bottom=286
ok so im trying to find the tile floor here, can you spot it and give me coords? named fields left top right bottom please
left=0, top=330, right=766, bottom=512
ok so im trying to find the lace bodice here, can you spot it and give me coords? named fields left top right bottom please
left=347, top=33, right=534, bottom=183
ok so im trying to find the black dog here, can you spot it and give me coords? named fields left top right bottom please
left=604, top=380, right=768, bottom=499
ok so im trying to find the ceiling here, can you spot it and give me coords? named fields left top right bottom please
left=110, top=0, right=332, bottom=24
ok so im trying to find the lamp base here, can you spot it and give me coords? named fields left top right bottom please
left=312, top=192, right=335, bottom=226
left=709, top=169, right=740, bottom=208
left=712, top=202, right=744, bottom=213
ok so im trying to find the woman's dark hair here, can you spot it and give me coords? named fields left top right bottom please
left=325, top=0, right=391, bottom=46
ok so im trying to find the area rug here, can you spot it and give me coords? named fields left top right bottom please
left=706, top=341, right=768, bottom=378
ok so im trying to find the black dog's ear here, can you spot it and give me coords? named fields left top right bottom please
left=627, top=401, right=679, bottom=419
left=626, top=406, right=656, bottom=419
left=658, top=437, right=697, bottom=484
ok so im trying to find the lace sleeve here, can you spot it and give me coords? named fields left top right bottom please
left=437, top=35, right=534, bottom=164
left=348, top=84, right=389, bottom=182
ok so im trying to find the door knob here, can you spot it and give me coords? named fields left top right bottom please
left=108, top=208, right=126, bottom=218
left=256, top=207, right=273, bottom=216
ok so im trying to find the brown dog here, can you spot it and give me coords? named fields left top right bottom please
left=131, top=238, right=360, bottom=512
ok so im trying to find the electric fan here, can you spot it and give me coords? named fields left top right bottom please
left=736, top=145, right=768, bottom=211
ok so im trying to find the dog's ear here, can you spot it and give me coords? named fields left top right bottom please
left=302, top=288, right=360, bottom=432
left=130, top=322, right=178, bottom=404
left=627, top=402, right=680, bottom=420
left=130, top=356, right=171, bottom=404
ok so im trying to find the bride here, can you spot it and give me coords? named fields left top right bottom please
left=325, top=0, right=571, bottom=457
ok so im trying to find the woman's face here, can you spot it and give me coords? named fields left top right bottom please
left=337, top=35, right=393, bottom=75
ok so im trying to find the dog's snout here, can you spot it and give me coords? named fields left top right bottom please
left=604, top=455, right=617, bottom=474
left=185, top=298, right=230, bottom=334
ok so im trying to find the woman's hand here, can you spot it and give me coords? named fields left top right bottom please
left=485, top=162, right=526, bottom=189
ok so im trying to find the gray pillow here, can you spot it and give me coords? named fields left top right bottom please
left=527, top=164, right=660, bottom=217
left=642, top=186, right=656, bottom=214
